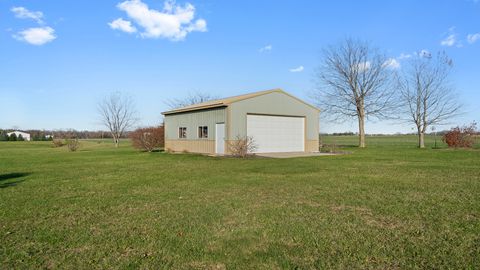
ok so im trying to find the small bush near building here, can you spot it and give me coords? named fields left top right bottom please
left=321, top=141, right=338, bottom=153
left=443, top=122, right=477, bottom=148
left=130, top=126, right=164, bottom=152
left=228, top=136, right=257, bottom=158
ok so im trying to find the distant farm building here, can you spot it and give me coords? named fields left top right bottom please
left=7, top=131, right=31, bottom=141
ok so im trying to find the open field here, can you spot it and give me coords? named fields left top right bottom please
left=1, top=136, right=479, bottom=269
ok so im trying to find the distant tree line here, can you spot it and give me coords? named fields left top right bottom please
left=320, top=129, right=479, bottom=136
left=0, top=129, right=129, bottom=141
left=331, top=132, right=356, bottom=136
left=49, top=130, right=129, bottom=139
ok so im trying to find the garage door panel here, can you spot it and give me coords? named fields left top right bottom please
left=246, top=115, right=304, bottom=153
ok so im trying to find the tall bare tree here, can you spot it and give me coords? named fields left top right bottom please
left=399, top=52, right=461, bottom=148
left=98, top=92, right=137, bottom=147
left=165, top=92, right=218, bottom=109
left=313, top=38, right=397, bottom=148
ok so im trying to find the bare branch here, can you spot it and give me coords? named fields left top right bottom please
left=398, top=51, right=462, bottom=148
left=312, top=38, right=398, bottom=147
left=165, top=92, right=218, bottom=109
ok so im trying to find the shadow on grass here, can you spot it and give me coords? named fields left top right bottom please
left=337, top=144, right=358, bottom=148
left=0, top=173, right=30, bottom=189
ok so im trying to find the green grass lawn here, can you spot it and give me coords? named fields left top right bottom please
left=1, top=136, right=479, bottom=269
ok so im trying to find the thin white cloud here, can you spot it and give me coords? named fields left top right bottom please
left=467, top=33, right=480, bottom=44
left=13, top=27, right=56, bottom=45
left=356, top=61, right=371, bottom=73
left=11, top=6, right=44, bottom=24
left=259, top=44, right=272, bottom=53
left=11, top=6, right=57, bottom=45
left=109, top=18, right=137, bottom=33
left=398, top=53, right=411, bottom=60
left=440, top=27, right=463, bottom=47
left=114, top=0, right=207, bottom=41
left=289, top=66, right=304, bottom=73
left=383, top=58, right=400, bottom=69
left=441, top=34, right=457, bottom=47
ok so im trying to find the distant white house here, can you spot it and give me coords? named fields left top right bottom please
left=7, top=131, right=31, bottom=141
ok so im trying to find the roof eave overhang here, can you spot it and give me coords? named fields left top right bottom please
left=161, top=103, right=228, bottom=115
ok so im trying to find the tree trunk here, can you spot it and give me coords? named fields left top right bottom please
left=113, top=135, right=119, bottom=148
left=418, top=131, right=425, bottom=148
left=358, top=114, right=366, bottom=148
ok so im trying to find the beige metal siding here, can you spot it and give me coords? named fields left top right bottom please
left=164, top=107, right=226, bottom=154
left=165, top=140, right=215, bottom=154
left=306, top=140, right=320, bottom=152
left=164, top=107, right=226, bottom=140
left=228, top=92, right=319, bottom=141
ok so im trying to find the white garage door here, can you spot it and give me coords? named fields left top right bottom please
left=247, top=114, right=305, bottom=153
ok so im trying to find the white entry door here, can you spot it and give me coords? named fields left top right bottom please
left=215, top=123, right=225, bottom=154
left=247, top=114, right=305, bottom=153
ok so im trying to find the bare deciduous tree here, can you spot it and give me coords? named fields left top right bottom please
left=165, top=92, right=218, bottom=109
left=98, top=92, right=137, bottom=148
left=398, top=52, right=461, bottom=148
left=313, top=38, right=397, bottom=148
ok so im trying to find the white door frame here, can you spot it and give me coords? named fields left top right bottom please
left=215, top=123, right=225, bottom=155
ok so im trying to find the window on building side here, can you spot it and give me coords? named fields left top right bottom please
left=178, top=127, right=187, bottom=139
left=198, top=126, right=208, bottom=138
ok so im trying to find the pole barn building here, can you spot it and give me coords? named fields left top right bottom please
left=7, top=131, right=31, bottom=141
left=162, top=89, right=320, bottom=155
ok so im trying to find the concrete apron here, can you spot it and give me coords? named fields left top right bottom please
left=255, top=152, right=339, bottom=159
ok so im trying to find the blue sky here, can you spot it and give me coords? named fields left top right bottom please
left=0, top=0, right=479, bottom=133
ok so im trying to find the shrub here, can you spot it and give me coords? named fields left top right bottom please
left=442, top=122, right=477, bottom=148
left=0, top=131, right=8, bottom=141
left=9, top=133, right=17, bottom=141
left=66, top=139, right=79, bottom=152
left=17, top=134, right=25, bottom=141
left=322, top=141, right=337, bottom=153
left=52, top=139, right=65, bottom=148
left=227, top=136, right=257, bottom=158
left=130, top=126, right=164, bottom=152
